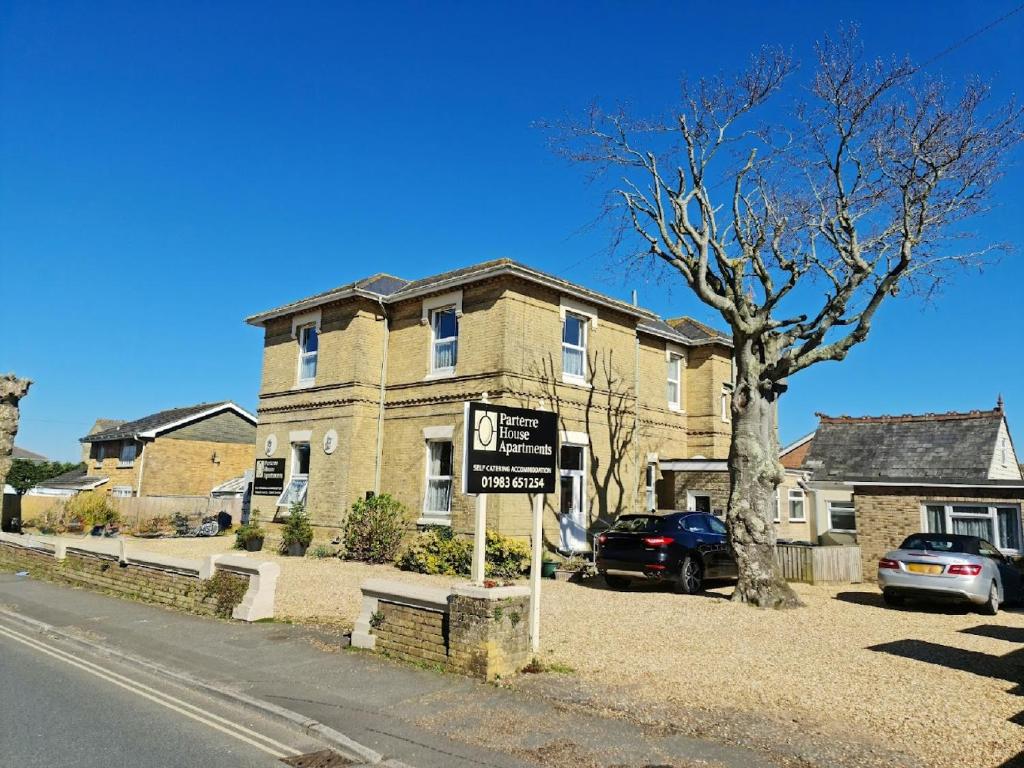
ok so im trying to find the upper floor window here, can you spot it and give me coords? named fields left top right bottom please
left=721, top=386, right=731, bottom=422
left=667, top=353, right=683, bottom=409
left=562, top=313, right=587, bottom=380
left=94, top=443, right=106, bottom=467
left=297, top=324, right=318, bottom=384
left=119, top=441, right=137, bottom=468
left=788, top=488, right=806, bottom=522
left=431, top=306, right=458, bottom=372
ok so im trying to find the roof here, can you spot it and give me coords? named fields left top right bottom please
left=245, top=258, right=731, bottom=347
left=86, top=418, right=126, bottom=436
left=780, top=431, right=815, bottom=470
left=80, top=401, right=256, bottom=443
left=33, top=466, right=108, bottom=491
left=803, top=406, right=1009, bottom=482
left=666, top=316, right=731, bottom=344
left=12, top=446, right=48, bottom=462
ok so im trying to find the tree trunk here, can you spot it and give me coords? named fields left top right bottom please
left=0, top=375, right=32, bottom=492
left=725, top=352, right=801, bottom=608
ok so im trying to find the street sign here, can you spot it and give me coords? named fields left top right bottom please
left=463, top=401, right=558, bottom=495
left=252, top=458, right=286, bottom=496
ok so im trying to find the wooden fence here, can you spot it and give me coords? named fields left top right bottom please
left=775, top=544, right=862, bottom=584
left=110, top=495, right=244, bottom=530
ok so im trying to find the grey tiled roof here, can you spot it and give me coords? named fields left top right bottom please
left=666, top=316, right=731, bottom=344
left=35, top=466, right=107, bottom=490
left=803, top=408, right=1006, bottom=481
left=12, top=446, right=48, bottom=462
left=80, top=402, right=232, bottom=443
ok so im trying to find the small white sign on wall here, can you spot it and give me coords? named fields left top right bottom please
left=323, top=429, right=338, bottom=455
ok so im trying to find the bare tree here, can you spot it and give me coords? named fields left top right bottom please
left=548, top=32, right=1022, bottom=607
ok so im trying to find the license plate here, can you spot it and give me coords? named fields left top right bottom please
left=906, top=563, right=943, bottom=575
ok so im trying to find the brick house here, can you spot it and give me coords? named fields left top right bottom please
left=245, top=258, right=735, bottom=550
left=797, top=402, right=1024, bottom=577
left=79, top=402, right=257, bottom=498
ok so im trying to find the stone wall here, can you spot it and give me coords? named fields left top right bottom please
left=0, top=534, right=279, bottom=621
left=854, top=485, right=1024, bottom=580
left=352, top=579, right=531, bottom=681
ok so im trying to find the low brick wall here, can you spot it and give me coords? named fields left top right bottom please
left=352, top=578, right=532, bottom=680
left=0, top=533, right=280, bottom=621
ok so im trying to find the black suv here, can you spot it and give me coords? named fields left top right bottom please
left=595, top=512, right=737, bottom=593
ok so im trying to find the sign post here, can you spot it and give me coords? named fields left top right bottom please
left=463, top=401, right=558, bottom=649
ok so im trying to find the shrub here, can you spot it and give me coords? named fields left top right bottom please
left=398, top=527, right=531, bottom=578
left=397, top=526, right=471, bottom=575
left=234, top=512, right=265, bottom=549
left=280, top=503, right=313, bottom=552
left=484, top=530, right=530, bottom=579
left=341, top=494, right=408, bottom=563
left=310, top=544, right=337, bottom=559
left=65, top=493, right=119, bottom=528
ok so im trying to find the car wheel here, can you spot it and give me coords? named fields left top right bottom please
left=882, top=589, right=905, bottom=607
left=676, top=555, right=703, bottom=595
left=603, top=574, right=630, bottom=590
left=980, top=581, right=1000, bottom=616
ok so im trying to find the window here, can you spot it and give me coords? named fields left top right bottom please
left=297, top=324, right=318, bottom=384
left=686, top=491, right=712, bottom=514
left=924, top=503, right=1021, bottom=552
left=773, top=489, right=780, bottom=523
left=721, top=387, right=730, bottom=422
left=424, top=440, right=453, bottom=517
left=562, top=313, right=587, bottom=380
left=430, top=306, right=458, bottom=372
left=277, top=442, right=310, bottom=508
left=118, top=441, right=137, bottom=467
left=94, top=443, right=106, bottom=467
left=828, top=500, right=856, bottom=532
left=111, top=486, right=133, bottom=498
left=645, top=462, right=657, bottom=511
left=667, top=353, right=682, bottom=409
left=788, top=489, right=806, bottom=522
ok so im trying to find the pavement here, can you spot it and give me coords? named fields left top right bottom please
left=0, top=573, right=776, bottom=768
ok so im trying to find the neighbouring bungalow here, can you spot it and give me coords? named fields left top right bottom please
left=78, top=401, right=257, bottom=499
left=787, top=400, right=1023, bottom=577
left=245, top=258, right=736, bottom=551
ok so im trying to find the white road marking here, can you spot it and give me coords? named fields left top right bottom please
left=0, top=622, right=302, bottom=760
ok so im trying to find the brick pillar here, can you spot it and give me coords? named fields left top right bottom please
left=447, top=584, right=531, bottom=681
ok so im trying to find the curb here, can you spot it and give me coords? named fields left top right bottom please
left=0, top=607, right=385, bottom=765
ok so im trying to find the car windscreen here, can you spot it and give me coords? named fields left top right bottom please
left=898, top=534, right=971, bottom=553
left=609, top=515, right=664, bottom=533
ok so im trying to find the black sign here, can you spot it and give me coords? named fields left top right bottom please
left=253, top=459, right=286, bottom=496
left=463, top=402, right=558, bottom=495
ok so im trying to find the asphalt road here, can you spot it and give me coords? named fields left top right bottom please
left=0, top=619, right=328, bottom=768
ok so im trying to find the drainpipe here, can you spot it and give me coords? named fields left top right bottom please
left=632, top=289, right=641, bottom=512
left=373, top=297, right=390, bottom=495
left=135, top=441, right=146, bottom=497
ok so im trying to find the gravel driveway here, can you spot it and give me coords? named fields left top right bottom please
left=129, top=535, right=1024, bottom=767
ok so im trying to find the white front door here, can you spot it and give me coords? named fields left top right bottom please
left=559, top=445, right=588, bottom=552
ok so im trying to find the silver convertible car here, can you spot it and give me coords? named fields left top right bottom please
left=878, top=533, right=1022, bottom=615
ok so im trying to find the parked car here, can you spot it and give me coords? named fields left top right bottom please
left=877, top=533, right=1022, bottom=615
left=595, top=512, right=737, bottom=593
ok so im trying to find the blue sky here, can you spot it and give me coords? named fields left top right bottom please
left=2, top=1, right=1022, bottom=462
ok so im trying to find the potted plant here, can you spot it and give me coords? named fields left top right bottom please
left=234, top=512, right=265, bottom=552
left=541, top=557, right=559, bottom=579
left=280, top=503, right=313, bottom=557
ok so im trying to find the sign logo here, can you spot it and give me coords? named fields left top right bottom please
left=473, top=408, right=498, bottom=451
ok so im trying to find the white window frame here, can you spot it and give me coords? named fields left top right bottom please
left=721, top=387, right=731, bottom=422
left=787, top=488, right=806, bottom=522
left=773, top=488, right=781, bottom=523
left=827, top=500, right=856, bottom=533
left=644, top=462, right=658, bottom=511
left=423, top=438, right=454, bottom=521
left=429, top=305, right=459, bottom=374
left=421, top=291, right=463, bottom=380
left=666, top=346, right=684, bottom=411
left=276, top=442, right=310, bottom=509
left=296, top=324, right=319, bottom=387
left=111, top=486, right=133, bottom=498
left=922, top=502, right=1022, bottom=554
left=561, top=311, right=589, bottom=384
left=118, top=441, right=137, bottom=468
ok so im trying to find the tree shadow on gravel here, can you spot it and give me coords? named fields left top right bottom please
left=576, top=574, right=733, bottom=600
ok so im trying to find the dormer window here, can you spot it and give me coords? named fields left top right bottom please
left=431, top=306, right=458, bottom=372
